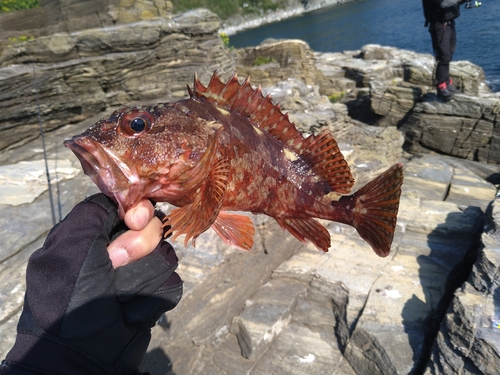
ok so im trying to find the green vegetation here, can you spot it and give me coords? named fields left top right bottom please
left=7, top=35, right=35, bottom=43
left=0, top=0, right=38, bottom=13
left=219, top=32, right=230, bottom=48
left=328, top=92, right=345, bottom=103
left=253, top=56, right=277, bottom=66
left=171, top=0, right=286, bottom=20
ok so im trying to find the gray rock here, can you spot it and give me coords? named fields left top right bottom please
left=235, top=39, right=318, bottom=88
left=341, top=194, right=484, bottom=374
left=311, top=44, right=499, bottom=165
left=1, top=11, right=499, bottom=373
left=230, top=277, right=308, bottom=359
left=0, top=8, right=235, bottom=151
left=401, top=94, right=500, bottom=164
left=0, top=0, right=174, bottom=40
left=424, top=199, right=500, bottom=375
left=402, top=156, right=454, bottom=201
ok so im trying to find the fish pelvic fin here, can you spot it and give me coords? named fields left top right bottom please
left=342, top=163, right=404, bottom=257
left=211, top=211, right=255, bottom=251
left=163, top=157, right=230, bottom=247
left=275, top=217, right=331, bottom=252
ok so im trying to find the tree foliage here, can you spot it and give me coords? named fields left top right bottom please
left=0, top=0, right=38, bottom=13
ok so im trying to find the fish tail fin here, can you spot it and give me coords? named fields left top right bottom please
left=343, top=163, right=404, bottom=257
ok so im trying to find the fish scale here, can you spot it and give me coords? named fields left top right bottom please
left=65, top=71, right=404, bottom=257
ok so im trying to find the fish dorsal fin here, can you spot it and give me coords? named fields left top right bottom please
left=189, top=71, right=304, bottom=149
left=189, top=71, right=354, bottom=195
left=298, top=129, right=354, bottom=194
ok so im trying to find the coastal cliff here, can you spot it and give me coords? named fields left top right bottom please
left=0, top=4, right=499, bottom=375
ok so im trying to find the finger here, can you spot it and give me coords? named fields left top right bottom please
left=107, top=216, right=163, bottom=268
left=123, top=199, right=155, bottom=231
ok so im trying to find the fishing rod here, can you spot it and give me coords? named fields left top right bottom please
left=32, top=63, right=58, bottom=226
left=464, top=1, right=482, bottom=9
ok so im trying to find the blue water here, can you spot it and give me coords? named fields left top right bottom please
left=230, top=0, right=500, bottom=92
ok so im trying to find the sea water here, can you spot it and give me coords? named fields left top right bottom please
left=230, top=0, right=500, bottom=91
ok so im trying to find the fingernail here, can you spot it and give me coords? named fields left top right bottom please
left=109, top=248, right=130, bottom=268
left=131, top=206, right=149, bottom=229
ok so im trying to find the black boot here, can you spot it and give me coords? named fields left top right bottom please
left=447, top=79, right=460, bottom=94
left=437, top=81, right=454, bottom=101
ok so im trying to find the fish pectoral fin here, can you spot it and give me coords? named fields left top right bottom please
left=175, top=128, right=221, bottom=192
left=211, top=212, right=255, bottom=251
left=275, top=217, right=331, bottom=252
left=164, top=158, right=230, bottom=247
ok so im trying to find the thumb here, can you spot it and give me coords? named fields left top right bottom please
left=107, top=216, right=163, bottom=268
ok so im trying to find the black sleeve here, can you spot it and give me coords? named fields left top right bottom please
left=1, top=194, right=182, bottom=375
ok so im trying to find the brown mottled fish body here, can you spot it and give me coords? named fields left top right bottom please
left=64, top=72, right=404, bottom=256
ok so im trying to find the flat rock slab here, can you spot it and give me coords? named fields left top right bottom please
left=0, top=159, right=80, bottom=205
left=230, top=277, right=308, bottom=360
left=402, top=157, right=453, bottom=201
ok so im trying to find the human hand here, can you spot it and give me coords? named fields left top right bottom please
left=1, top=194, right=182, bottom=375
left=108, top=199, right=163, bottom=268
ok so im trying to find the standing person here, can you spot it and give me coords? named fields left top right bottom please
left=422, top=0, right=468, bottom=100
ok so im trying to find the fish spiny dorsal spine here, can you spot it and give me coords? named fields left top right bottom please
left=189, top=71, right=354, bottom=195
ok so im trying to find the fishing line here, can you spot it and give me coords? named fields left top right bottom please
left=54, top=142, right=62, bottom=221
left=32, top=63, right=57, bottom=225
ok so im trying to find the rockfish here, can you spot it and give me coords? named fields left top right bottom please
left=64, top=72, right=403, bottom=257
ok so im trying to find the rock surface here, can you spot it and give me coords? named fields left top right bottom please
left=1, top=74, right=498, bottom=374
left=1, top=8, right=500, bottom=375
left=424, top=199, right=500, bottom=375
left=0, top=0, right=174, bottom=40
left=0, top=8, right=234, bottom=151
left=312, top=44, right=500, bottom=165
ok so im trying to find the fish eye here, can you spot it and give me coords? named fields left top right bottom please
left=120, top=110, right=153, bottom=137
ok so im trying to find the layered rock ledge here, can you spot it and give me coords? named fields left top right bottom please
left=0, top=8, right=499, bottom=375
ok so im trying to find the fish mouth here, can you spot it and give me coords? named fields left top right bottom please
left=64, top=137, right=145, bottom=217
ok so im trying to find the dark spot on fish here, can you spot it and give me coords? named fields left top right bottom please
left=130, top=118, right=147, bottom=132
left=149, top=125, right=166, bottom=134
left=290, top=158, right=316, bottom=184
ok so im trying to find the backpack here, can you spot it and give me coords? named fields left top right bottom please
left=422, top=0, right=461, bottom=26
left=422, top=0, right=441, bottom=26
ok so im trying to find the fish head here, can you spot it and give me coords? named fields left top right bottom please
left=64, top=103, right=215, bottom=217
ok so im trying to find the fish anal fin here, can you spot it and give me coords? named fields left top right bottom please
left=163, top=158, right=230, bottom=247
left=211, top=212, right=255, bottom=251
left=346, top=163, right=404, bottom=257
left=275, top=217, right=331, bottom=252
left=300, top=129, right=354, bottom=195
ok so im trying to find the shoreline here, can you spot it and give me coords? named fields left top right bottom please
left=220, top=0, right=355, bottom=36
